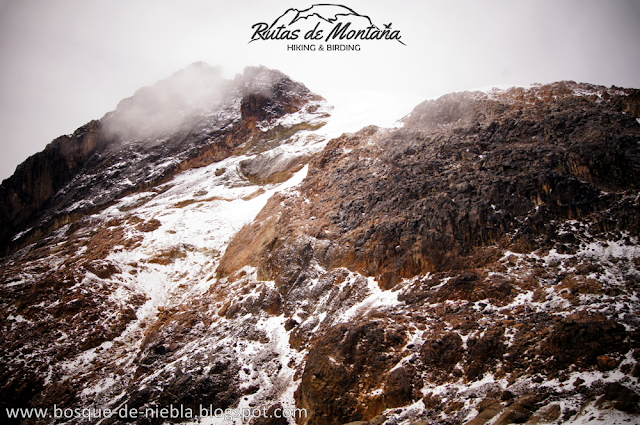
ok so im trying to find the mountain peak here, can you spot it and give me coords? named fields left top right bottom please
left=0, top=64, right=319, bottom=254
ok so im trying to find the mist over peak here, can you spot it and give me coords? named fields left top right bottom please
left=99, top=63, right=316, bottom=143
left=238, top=65, right=288, bottom=95
left=101, top=62, right=227, bottom=140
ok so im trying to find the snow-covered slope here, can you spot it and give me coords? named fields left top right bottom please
left=0, top=72, right=425, bottom=424
left=1, top=73, right=640, bottom=425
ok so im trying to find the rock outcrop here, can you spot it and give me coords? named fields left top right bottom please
left=217, top=81, right=640, bottom=424
left=220, top=82, right=640, bottom=287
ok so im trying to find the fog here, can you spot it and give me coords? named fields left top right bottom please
left=101, top=62, right=226, bottom=141
left=1, top=0, right=639, bottom=181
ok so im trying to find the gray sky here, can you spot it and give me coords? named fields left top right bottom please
left=1, top=0, right=639, bottom=181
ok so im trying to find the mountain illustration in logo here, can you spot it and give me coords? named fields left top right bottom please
left=279, top=4, right=375, bottom=27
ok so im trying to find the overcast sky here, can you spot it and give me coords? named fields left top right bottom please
left=1, top=0, right=639, bottom=181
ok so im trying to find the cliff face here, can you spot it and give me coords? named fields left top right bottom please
left=0, top=120, right=103, bottom=247
left=0, top=63, right=330, bottom=423
left=1, top=74, right=640, bottom=425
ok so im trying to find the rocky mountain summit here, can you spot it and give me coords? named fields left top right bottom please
left=0, top=62, right=318, bottom=256
left=1, top=66, right=640, bottom=425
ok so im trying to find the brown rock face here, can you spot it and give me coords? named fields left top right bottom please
left=295, top=321, right=409, bottom=425
left=220, top=82, right=640, bottom=287
left=541, top=316, right=628, bottom=369
left=3, top=78, right=640, bottom=425
left=216, top=81, right=640, bottom=424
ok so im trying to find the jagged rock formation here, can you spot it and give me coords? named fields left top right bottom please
left=1, top=73, right=640, bottom=425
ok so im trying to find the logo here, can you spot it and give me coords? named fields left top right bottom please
left=249, top=4, right=405, bottom=51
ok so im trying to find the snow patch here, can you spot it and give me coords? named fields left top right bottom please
left=338, top=276, right=400, bottom=323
